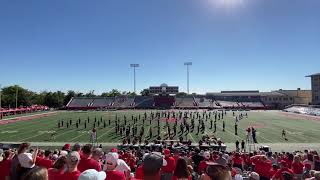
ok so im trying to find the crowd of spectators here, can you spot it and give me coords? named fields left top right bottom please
left=1, top=142, right=320, bottom=180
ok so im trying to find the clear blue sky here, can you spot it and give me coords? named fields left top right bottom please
left=0, top=0, right=319, bottom=94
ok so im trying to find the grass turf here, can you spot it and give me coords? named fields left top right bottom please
left=0, top=110, right=319, bottom=144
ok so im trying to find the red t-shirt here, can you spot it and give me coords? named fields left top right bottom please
left=233, top=156, right=243, bottom=165
left=0, top=159, right=12, bottom=180
left=292, top=162, right=304, bottom=174
left=78, top=158, right=102, bottom=172
left=135, top=164, right=144, bottom=179
left=162, top=156, right=176, bottom=173
left=172, top=175, right=192, bottom=180
left=37, top=158, right=53, bottom=169
left=48, top=168, right=64, bottom=180
left=61, top=170, right=81, bottom=180
left=272, top=168, right=294, bottom=180
left=106, top=170, right=126, bottom=180
left=198, top=160, right=209, bottom=174
left=252, top=158, right=272, bottom=178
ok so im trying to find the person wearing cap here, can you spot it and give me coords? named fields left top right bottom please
left=161, top=149, right=175, bottom=180
left=78, top=169, right=106, bottom=180
left=62, top=144, right=71, bottom=152
left=216, top=152, right=227, bottom=166
left=0, top=150, right=13, bottom=180
left=72, top=143, right=83, bottom=158
left=105, top=152, right=126, bottom=180
left=143, top=152, right=167, bottom=180
left=251, top=155, right=272, bottom=180
left=61, top=151, right=81, bottom=180
left=272, top=160, right=294, bottom=180
left=198, top=151, right=211, bottom=174
left=192, top=148, right=204, bottom=173
left=78, top=144, right=102, bottom=172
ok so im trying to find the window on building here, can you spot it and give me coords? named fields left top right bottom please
left=316, top=96, right=319, bottom=100
left=290, top=97, right=293, bottom=101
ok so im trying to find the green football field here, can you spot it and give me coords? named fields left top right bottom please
left=0, top=110, right=320, bottom=144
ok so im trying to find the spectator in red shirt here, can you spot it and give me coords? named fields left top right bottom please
left=143, top=152, right=167, bottom=180
left=0, top=150, right=13, bottom=180
left=268, top=164, right=279, bottom=179
left=291, top=155, right=303, bottom=175
left=78, top=144, right=101, bottom=172
left=48, top=156, right=66, bottom=180
left=172, top=158, right=192, bottom=180
left=61, top=151, right=81, bottom=180
left=37, top=150, right=53, bottom=169
left=251, top=154, right=272, bottom=180
left=173, top=149, right=180, bottom=163
left=105, top=152, right=126, bottom=180
left=272, top=160, right=294, bottom=180
left=198, top=151, right=211, bottom=174
left=231, top=152, right=243, bottom=171
left=161, top=149, right=175, bottom=180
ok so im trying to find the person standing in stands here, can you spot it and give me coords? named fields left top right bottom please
left=61, top=151, right=81, bottom=180
left=0, top=150, right=13, bottom=180
left=172, top=158, right=192, bottom=180
left=161, top=149, right=175, bottom=180
left=250, top=154, right=272, bottom=180
left=105, top=152, right=126, bottom=180
left=77, top=144, right=101, bottom=172
left=143, top=152, right=167, bottom=180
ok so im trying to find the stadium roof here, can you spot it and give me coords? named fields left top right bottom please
left=306, top=73, right=320, bottom=77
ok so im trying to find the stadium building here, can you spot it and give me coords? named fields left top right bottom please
left=306, top=73, right=320, bottom=105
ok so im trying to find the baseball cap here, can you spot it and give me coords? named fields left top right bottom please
left=67, top=151, right=80, bottom=164
left=163, top=149, right=170, bottom=155
left=63, top=143, right=71, bottom=150
left=105, top=152, right=118, bottom=166
left=60, top=150, right=68, bottom=157
left=249, top=172, right=260, bottom=180
left=111, top=148, right=118, bottom=153
left=78, top=169, right=106, bottom=180
left=143, top=152, right=167, bottom=173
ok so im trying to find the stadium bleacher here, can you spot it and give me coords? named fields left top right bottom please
left=284, top=105, right=320, bottom=116
left=194, top=97, right=212, bottom=108
left=175, top=97, right=195, bottom=108
left=133, top=96, right=155, bottom=108
left=67, top=98, right=95, bottom=109
left=91, top=97, right=114, bottom=107
left=113, top=96, right=135, bottom=108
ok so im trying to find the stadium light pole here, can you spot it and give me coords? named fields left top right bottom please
left=130, top=64, right=139, bottom=94
left=184, top=62, right=192, bottom=94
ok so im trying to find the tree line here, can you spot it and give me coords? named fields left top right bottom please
left=0, top=85, right=137, bottom=108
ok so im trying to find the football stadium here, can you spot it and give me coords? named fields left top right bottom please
left=1, top=1, right=320, bottom=180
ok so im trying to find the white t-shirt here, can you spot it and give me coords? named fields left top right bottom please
left=18, top=153, right=35, bottom=168
left=115, top=159, right=131, bottom=173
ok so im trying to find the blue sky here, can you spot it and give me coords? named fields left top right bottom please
left=0, top=0, right=319, bottom=94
